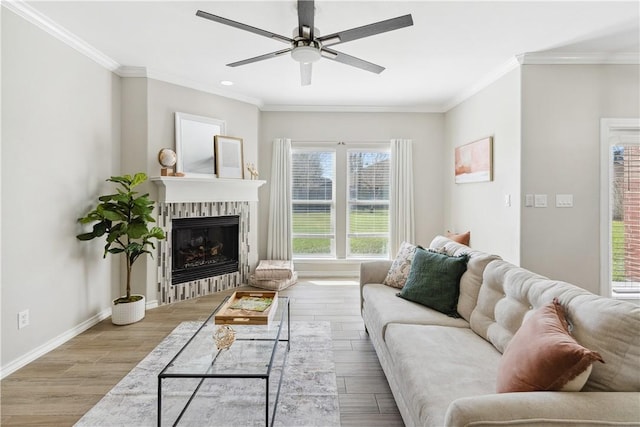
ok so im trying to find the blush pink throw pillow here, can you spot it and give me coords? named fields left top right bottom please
left=496, top=298, right=604, bottom=393
left=446, top=230, right=470, bottom=246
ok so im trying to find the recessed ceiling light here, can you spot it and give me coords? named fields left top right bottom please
left=220, top=80, right=234, bottom=86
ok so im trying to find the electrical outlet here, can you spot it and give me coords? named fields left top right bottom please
left=18, top=309, right=30, bottom=329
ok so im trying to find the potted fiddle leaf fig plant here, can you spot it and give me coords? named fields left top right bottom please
left=76, top=173, right=165, bottom=325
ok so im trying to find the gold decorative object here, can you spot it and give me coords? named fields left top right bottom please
left=213, top=325, right=236, bottom=350
left=246, top=162, right=259, bottom=180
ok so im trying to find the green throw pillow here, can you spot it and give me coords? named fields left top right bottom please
left=398, top=248, right=469, bottom=316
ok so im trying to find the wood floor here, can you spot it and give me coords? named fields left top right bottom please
left=1, top=279, right=404, bottom=426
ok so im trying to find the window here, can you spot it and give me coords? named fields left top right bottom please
left=348, top=150, right=390, bottom=257
left=291, top=149, right=336, bottom=257
left=611, top=144, right=640, bottom=293
left=601, top=119, right=640, bottom=297
left=292, top=143, right=390, bottom=259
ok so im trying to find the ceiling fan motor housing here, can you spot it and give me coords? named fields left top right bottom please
left=291, top=38, right=322, bottom=63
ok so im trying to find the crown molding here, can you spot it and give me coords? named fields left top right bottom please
left=2, top=0, right=120, bottom=71
left=260, top=104, right=444, bottom=113
left=442, top=56, right=521, bottom=112
left=518, top=51, right=640, bottom=65
left=441, top=50, right=640, bottom=112
left=115, top=66, right=147, bottom=78
left=144, top=69, right=264, bottom=108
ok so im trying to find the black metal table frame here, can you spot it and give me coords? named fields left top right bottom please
left=157, top=296, right=291, bottom=427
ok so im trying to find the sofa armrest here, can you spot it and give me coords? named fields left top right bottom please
left=445, top=392, right=640, bottom=426
left=359, top=260, right=392, bottom=311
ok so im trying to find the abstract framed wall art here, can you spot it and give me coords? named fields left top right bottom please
left=454, top=136, right=493, bottom=183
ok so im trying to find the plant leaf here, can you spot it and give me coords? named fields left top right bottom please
left=148, top=227, right=166, bottom=240
left=130, top=172, right=147, bottom=188
left=90, top=222, right=107, bottom=237
left=98, top=194, right=116, bottom=202
left=97, top=204, right=125, bottom=221
left=128, top=222, right=148, bottom=239
left=76, top=232, right=96, bottom=241
left=107, top=223, right=126, bottom=243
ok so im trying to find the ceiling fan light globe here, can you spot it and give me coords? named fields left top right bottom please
left=291, top=46, right=321, bottom=63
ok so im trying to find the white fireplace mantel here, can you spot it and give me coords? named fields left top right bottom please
left=151, top=176, right=266, bottom=203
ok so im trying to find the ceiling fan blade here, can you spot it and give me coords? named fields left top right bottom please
left=318, top=14, right=413, bottom=46
left=297, top=0, right=315, bottom=39
left=228, top=48, right=292, bottom=67
left=300, top=63, right=312, bottom=86
left=321, top=48, right=385, bottom=74
left=196, top=10, right=292, bottom=44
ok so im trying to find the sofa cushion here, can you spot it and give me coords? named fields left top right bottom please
left=385, top=323, right=500, bottom=427
left=362, top=283, right=469, bottom=344
left=383, top=241, right=421, bottom=289
left=471, top=259, right=640, bottom=392
left=496, top=298, right=604, bottom=393
left=398, top=248, right=469, bottom=316
left=429, top=235, right=501, bottom=322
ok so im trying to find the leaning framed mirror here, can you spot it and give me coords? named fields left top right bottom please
left=175, top=112, right=226, bottom=176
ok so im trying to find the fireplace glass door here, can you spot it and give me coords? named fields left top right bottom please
left=172, top=215, right=239, bottom=284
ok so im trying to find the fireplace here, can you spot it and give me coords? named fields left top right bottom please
left=171, top=215, right=239, bottom=285
left=153, top=177, right=265, bottom=305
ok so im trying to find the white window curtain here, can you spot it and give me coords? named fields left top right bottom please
left=389, top=139, right=415, bottom=256
left=267, top=138, right=293, bottom=260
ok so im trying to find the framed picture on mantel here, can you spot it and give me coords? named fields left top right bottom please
left=215, top=136, right=244, bottom=179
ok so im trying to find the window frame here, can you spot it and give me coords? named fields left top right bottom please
left=600, top=118, right=640, bottom=298
left=291, top=141, right=391, bottom=260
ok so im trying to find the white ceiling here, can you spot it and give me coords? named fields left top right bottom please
left=17, top=1, right=640, bottom=111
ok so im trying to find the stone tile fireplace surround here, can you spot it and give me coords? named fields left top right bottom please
left=152, top=177, right=265, bottom=305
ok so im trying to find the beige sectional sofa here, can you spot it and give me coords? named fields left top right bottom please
left=360, top=235, right=640, bottom=427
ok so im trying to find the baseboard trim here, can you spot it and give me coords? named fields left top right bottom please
left=297, top=270, right=359, bottom=278
left=0, top=307, right=112, bottom=380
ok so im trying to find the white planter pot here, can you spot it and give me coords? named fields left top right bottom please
left=111, top=295, right=146, bottom=325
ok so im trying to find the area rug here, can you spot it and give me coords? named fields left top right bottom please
left=75, top=321, right=339, bottom=427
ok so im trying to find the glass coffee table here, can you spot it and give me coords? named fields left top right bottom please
left=157, top=296, right=290, bottom=427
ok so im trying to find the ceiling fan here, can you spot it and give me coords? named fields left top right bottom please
left=196, top=0, right=413, bottom=86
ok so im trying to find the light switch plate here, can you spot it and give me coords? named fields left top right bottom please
left=534, top=194, right=547, bottom=208
left=556, top=194, right=574, bottom=207
left=525, top=194, right=533, bottom=207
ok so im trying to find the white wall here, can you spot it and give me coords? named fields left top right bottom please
left=444, top=68, right=521, bottom=263
left=1, top=10, right=121, bottom=372
left=521, top=64, right=640, bottom=294
left=259, top=111, right=445, bottom=272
